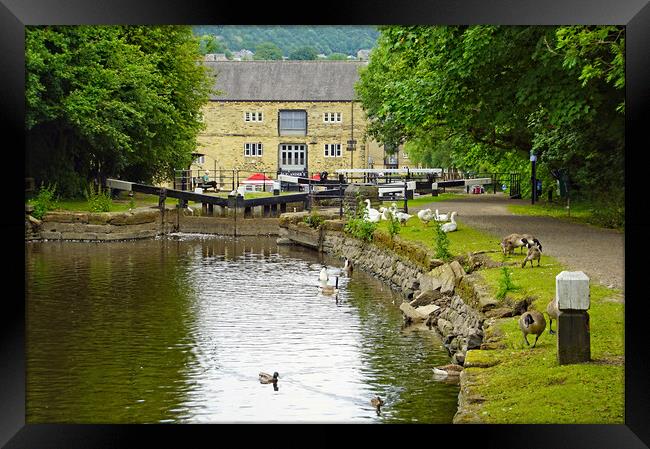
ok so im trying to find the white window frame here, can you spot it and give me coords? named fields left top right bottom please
left=194, top=155, right=205, bottom=164
left=244, top=143, right=263, bottom=157
left=279, top=110, right=307, bottom=135
left=244, top=111, right=263, bottom=122
left=324, top=143, right=342, bottom=158
left=323, top=112, right=342, bottom=123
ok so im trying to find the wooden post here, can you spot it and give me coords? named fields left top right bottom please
left=556, top=271, right=591, bottom=365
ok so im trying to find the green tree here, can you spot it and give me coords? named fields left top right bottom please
left=25, top=25, right=215, bottom=197
left=327, top=52, right=349, bottom=60
left=356, top=25, right=624, bottom=204
left=253, top=41, right=283, bottom=60
left=289, top=46, right=318, bottom=60
left=198, top=34, right=227, bottom=55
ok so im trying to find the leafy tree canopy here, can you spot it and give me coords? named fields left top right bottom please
left=356, top=25, right=624, bottom=202
left=253, top=41, right=283, bottom=60
left=26, top=25, right=215, bottom=197
left=289, top=46, right=318, bottom=60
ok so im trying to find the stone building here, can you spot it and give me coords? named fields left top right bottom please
left=193, top=60, right=399, bottom=178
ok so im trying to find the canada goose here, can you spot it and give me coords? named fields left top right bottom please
left=370, top=396, right=385, bottom=415
left=501, top=233, right=537, bottom=255
left=521, top=240, right=542, bottom=268
left=417, top=208, right=435, bottom=226
left=320, top=276, right=339, bottom=295
left=434, top=209, right=450, bottom=222
left=344, top=258, right=353, bottom=276
left=259, top=372, right=279, bottom=384
left=394, top=211, right=412, bottom=225
left=432, top=364, right=464, bottom=377
left=519, top=310, right=547, bottom=348
left=364, top=199, right=381, bottom=223
left=440, top=212, right=458, bottom=233
left=546, top=297, right=559, bottom=335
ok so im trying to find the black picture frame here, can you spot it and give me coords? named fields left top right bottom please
left=2, top=0, right=648, bottom=446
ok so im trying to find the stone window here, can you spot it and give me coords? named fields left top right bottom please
left=324, top=143, right=342, bottom=157
left=244, top=143, right=263, bottom=157
left=244, top=111, right=263, bottom=122
left=279, top=110, right=307, bottom=135
left=323, top=112, right=342, bottom=123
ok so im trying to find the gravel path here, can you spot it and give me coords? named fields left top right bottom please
left=411, top=193, right=624, bottom=291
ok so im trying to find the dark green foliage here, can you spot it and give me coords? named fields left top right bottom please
left=356, top=25, right=624, bottom=213
left=433, top=221, right=451, bottom=261
left=253, top=42, right=283, bottom=60
left=85, top=183, right=112, bottom=212
left=303, top=211, right=325, bottom=228
left=26, top=25, right=215, bottom=198
left=289, top=46, right=318, bottom=60
left=30, top=183, right=59, bottom=220
left=192, top=25, right=378, bottom=58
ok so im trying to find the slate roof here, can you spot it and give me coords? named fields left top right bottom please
left=204, top=60, right=368, bottom=101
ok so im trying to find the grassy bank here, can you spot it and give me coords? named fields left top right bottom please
left=374, top=214, right=624, bottom=423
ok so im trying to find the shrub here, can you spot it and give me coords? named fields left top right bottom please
left=303, top=210, right=324, bottom=228
left=30, top=183, right=59, bottom=219
left=387, top=214, right=401, bottom=239
left=85, top=183, right=113, bottom=212
left=433, top=221, right=452, bottom=260
left=496, top=266, right=519, bottom=300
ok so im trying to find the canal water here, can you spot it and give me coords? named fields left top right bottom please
left=26, top=235, right=459, bottom=423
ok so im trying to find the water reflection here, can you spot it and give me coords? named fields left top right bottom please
left=26, top=235, right=459, bottom=423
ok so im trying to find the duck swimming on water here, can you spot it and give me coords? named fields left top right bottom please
left=370, top=396, right=385, bottom=415
left=259, top=372, right=279, bottom=384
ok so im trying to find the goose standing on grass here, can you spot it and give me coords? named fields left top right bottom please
left=440, top=211, right=458, bottom=233
left=364, top=199, right=381, bottom=223
left=519, top=310, right=547, bottom=348
left=434, top=209, right=449, bottom=222
left=370, top=396, right=385, bottom=415
left=389, top=202, right=398, bottom=217
left=394, top=211, right=412, bottom=225
left=521, top=239, right=542, bottom=268
left=417, top=208, right=435, bottom=226
left=379, top=207, right=392, bottom=221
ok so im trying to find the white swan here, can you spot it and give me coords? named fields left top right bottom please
left=364, top=199, right=381, bottom=223
left=434, top=209, right=449, bottom=222
left=440, top=211, right=458, bottom=233
left=417, top=208, right=435, bottom=226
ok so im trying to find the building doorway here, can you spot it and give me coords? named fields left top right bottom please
left=279, top=144, right=307, bottom=176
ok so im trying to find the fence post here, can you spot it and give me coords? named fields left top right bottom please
left=556, top=271, right=591, bottom=365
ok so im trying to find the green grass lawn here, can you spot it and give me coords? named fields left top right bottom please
left=508, top=200, right=624, bottom=232
left=375, top=213, right=623, bottom=424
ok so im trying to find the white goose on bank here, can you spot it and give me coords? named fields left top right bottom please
left=364, top=199, right=381, bottom=223
left=417, top=208, right=435, bottom=226
left=440, top=211, right=458, bottom=233
left=434, top=209, right=449, bottom=222
left=394, top=211, right=412, bottom=225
